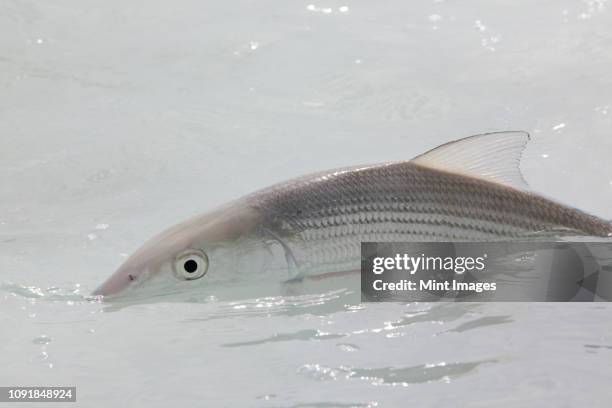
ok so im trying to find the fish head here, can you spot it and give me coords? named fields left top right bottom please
left=92, top=203, right=270, bottom=299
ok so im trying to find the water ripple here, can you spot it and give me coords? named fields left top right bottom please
left=186, top=289, right=356, bottom=321
left=0, top=282, right=95, bottom=303
left=450, top=315, right=514, bottom=333
left=223, top=329, right=345, bottom=348
left=298, top=359, right=497, bottom=385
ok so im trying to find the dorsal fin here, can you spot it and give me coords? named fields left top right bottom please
left=411, top=131, right=530, bottom=190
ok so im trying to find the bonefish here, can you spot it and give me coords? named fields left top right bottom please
left=92, top=132, right=612, bottom=297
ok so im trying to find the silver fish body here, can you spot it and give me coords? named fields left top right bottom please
left=247, top=161, right=612, bottom=277
left=92, top=131, right=612, bottom=297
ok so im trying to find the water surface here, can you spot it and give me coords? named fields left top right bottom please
left=2, top=0, right=612, bottom=406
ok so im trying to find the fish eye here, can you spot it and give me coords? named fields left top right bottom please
left=173, top=250, right=209, bottom=280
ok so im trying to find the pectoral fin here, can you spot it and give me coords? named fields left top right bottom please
left=262, top=227, right=304, bottom=282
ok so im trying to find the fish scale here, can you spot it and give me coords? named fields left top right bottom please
left=248, top=160, right=612, bottom=275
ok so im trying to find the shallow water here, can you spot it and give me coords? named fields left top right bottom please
left=2, top=0, right=612, bottom=406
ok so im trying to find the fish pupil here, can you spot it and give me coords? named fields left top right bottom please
left=183, top=259, right=198, bottom=273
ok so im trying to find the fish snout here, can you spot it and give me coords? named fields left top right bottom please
left=92, top=265, right=142, bottom=298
